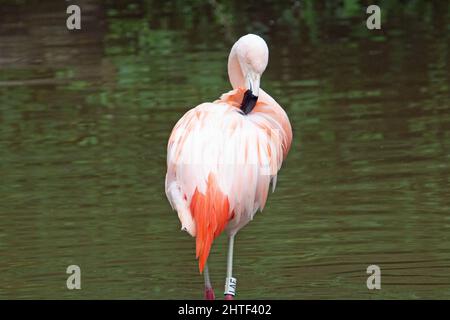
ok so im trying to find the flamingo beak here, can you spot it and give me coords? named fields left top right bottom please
left=247, top=71, right=260, bottom=97
left=240, top=71, right=260, bottom=115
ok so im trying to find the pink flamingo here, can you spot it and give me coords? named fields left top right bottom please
left=165, top=34, right=293, bottom=300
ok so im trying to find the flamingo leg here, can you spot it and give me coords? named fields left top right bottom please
left=204, top=264, right=215, bottom=300
left=224, top=235, right=236, bottom=300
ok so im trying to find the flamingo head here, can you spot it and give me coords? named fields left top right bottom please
left=228, top=34, right=269, bottom=114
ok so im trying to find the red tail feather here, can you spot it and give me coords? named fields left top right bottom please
left=190, top=174, right=230, bottom=273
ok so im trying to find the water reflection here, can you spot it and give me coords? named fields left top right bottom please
left=0, top=0, right=449, bottom=299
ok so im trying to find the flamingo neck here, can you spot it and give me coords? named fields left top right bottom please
left=228, top=47, right=258, bottom=114
left=227, top=46, right=245, bottom=90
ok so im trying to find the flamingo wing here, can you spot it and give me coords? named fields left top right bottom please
left=165, top=89, right=292, bottom=272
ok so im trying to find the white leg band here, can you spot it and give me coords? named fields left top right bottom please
left=224, top=277, right=237, bottom=296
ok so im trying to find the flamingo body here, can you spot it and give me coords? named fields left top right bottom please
left=165, top=34, right=293, bottom=292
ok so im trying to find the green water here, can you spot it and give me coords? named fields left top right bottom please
left=0, top=0, right=449, bottom=299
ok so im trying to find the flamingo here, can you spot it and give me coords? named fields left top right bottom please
left=165, top=34, right=293, bottom=300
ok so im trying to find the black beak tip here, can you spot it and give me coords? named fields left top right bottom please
left=240, top=89, right=258, bottom=115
